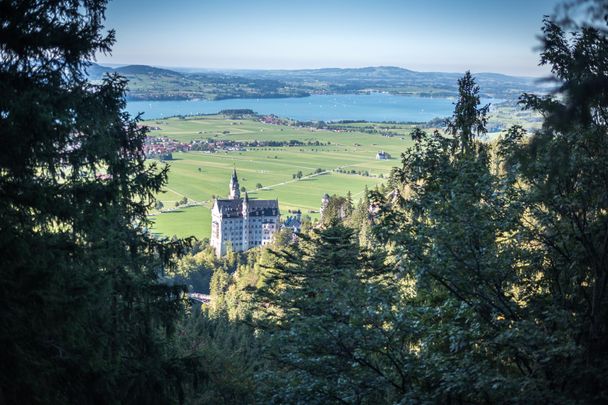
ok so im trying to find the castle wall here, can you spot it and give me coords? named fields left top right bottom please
left=211, top=205, right=280, bottom=256
left=210, top=171, right=280, bottom=256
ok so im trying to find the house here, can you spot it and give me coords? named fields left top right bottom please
left=376, top=150, right=390, bottom=160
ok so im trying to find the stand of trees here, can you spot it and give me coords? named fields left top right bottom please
left=198, top=7, right=608, bottom=401
left=0, top=1, right=199, bottom=402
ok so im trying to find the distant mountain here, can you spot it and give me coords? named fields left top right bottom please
left=86, top=63, right=309, bottom=101
left=227, top=66, right=544, bottom=99
left=86, top=63, right=113, bottom=78
left=87, top=63, right=547, bottom=101
left=114, top=64, right=182, bottom=77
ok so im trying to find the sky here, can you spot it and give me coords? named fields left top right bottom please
left=97, top=0, right=563, bottom=77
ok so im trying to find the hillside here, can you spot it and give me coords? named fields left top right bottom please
left=88, top=64, right=548, bottom=101
left=229, top=66, right=546, bottom=98
left=87, top=64, right=310, bottom=101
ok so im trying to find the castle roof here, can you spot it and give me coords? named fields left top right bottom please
left=214, top=198, right=279, bottom=218
left=284, top=215, right=301, bottom=228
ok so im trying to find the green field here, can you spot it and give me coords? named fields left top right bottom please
left=148, top=114, right=414, bottom=239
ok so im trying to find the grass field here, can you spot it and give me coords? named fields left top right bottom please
left=147, top=114, right=415, bottom=239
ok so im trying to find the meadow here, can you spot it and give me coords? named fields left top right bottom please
left=147, top=114, right=413, bottom=239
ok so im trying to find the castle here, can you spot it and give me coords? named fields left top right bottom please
left=210, top=170, right=280, bottom=256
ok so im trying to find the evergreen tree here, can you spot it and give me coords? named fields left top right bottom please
left=446, top=71, right=489, bottom=154
left=255, top=222, right=410, bottom=403
left=320, top=194, right=348, bottom=225
left=372, top=5, right=608, bottom=401
left=502, top=11, right=608, bottom=399
left=345, top=190, right=354, bottom=216
left=375, top=72, right=531, bottom=402
left=0, top=1, right=190, bottom=402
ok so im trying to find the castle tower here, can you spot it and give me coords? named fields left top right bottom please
left=229, top=168, right=240, bottom=199
left=242, top=192, right=250, bottom=250
left=320, top=193, right=330, bottom=218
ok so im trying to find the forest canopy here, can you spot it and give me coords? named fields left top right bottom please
left=1, top=0, right=607, bottom=404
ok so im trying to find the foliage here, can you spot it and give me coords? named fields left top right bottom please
left=370, top=9, right=608, bottom=402
left=238, top=7, right=608, bottom=401
left=0, top=1, right=192, bottom=402
left=173, top=311, right=261, bottom=404
left=446, top=71, right=490, bottom=152
left=253, top=222, right=411, bottom=403
left=320, top=194, right=352, bottom=225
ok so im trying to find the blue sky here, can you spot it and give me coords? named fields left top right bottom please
left=97, top=0, right=563, bottom=76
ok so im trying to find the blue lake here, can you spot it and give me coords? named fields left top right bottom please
left=126, top=93, right=499, bottom=122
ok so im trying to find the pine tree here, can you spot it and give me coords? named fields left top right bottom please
left=502, top=12, right=608, bottom=399
left=255, top=222, right=410, bottom=403
left=372, top=5, right=608, bottom=401
left=0, top=1, right=190, bottom=402
left=446, top=71, right=489, bottom=154
left=345, top=190, right=354, bottom=216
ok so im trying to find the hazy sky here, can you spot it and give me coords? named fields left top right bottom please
left=97, top=0, right=563, bottom=76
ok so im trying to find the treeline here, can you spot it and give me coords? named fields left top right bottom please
left=298, top=119, right=408, bottom=136
left=188, top=138, right=328, bottom=152
left=103, top=67, right=312, bottom=101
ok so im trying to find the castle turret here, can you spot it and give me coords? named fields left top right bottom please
left=229, top=168, right=240, bottom=199
left=320, top=193, right=330, bottom=218
left=242, top=192, right=250, bottom=250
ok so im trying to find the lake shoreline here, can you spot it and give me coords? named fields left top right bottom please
left=127, top=93, right=501, bottom=122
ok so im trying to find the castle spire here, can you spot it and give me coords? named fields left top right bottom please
left=229, top=168, right=240, bottom=199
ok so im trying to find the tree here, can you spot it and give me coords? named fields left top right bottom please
left=255, top=222, right=408, bottom=403
left=271, top=227, right=293, bottom=247
left=348, top=187, right=373, bottom=247
left=320, top=194, right=351, bottom=225
left=0, top=1, right=190, bottom=402
left=256, top=182, right=263, bottom=189
left=300, top=214, right=313, bottom=233
left=502, top=11, right=608, bottom=399
left=174, top=310, right=260, bottom=403
left=446, top=70, right=489, bottom=154
left=345, top=190, right=354, bottom=216
left=155, top=200, right=164, bottom=210
left=370, top=5, right=608, bottom=401
left=373, top=72, right=532, bottom=402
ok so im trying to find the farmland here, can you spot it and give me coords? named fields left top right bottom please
left=147, top=114, right=413, bottom=239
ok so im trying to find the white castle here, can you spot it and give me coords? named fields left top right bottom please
left=210, top=169, right=280, bottom=256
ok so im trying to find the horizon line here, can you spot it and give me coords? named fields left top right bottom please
left=93, top=61, right=548, bottom=79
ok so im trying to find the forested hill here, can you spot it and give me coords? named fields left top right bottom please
left=86, top=64, right=310, bottom=101
left=88, top=63, right=547, bottom=101
left=230, top=66, right=546, bottom=98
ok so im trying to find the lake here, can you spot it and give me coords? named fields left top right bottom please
left=126, top=93, right=499, bottom=122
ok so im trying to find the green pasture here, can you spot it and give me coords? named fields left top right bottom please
left=148, top=115, right=412, bottom=239
left=149, top=206, right=212, bottom=240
